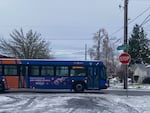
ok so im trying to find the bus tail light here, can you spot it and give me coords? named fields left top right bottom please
left=2, top=79, right=5, bottom=82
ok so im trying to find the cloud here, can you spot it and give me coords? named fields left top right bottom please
left=51, top=40, right=92, bottom=59
left=53, top=49, right=90, bottom=60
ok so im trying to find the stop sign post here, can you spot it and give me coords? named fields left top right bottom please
left=119, top=52, right=131, bottom=64
left=119, top=52, right=131, bottom=91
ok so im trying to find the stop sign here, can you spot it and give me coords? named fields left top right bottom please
left=119, top=52, right=131, bottom=64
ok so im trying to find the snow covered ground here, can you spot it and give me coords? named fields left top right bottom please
left=0, top=93, right=150, bottom=113
left=109, top=78, right=150, bottom=90
left=1, top=79, right=150, bottom=113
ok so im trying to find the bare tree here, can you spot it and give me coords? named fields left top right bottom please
left=0, top=28, right=53, bottom=59
left=89, top=28, right=116, bottom=77
left=88, top=29, right=107, bottom=60
left=101, top=32, right=116, bottom=77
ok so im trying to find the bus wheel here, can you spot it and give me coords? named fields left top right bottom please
left=74, top=83, right=84, bottom=92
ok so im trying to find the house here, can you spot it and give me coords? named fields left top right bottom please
left=0, top=54, right=13, bottom=58
left=146, top=65, right=150, bottom=76
left=130, top=64, right=148, bottom=83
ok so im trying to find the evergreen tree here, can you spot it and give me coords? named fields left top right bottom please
left=128, top=24, right=150, bottom=64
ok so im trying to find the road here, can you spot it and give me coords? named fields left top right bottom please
left=0, top=92, right=144, bottom=113
left=0, top=89, right=150, bottom=113
left=3, top=88, right=150, bottom=96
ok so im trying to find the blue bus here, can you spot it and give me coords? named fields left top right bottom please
left=0, top=59, right=107, bottom=92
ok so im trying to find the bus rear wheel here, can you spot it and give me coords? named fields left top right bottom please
left=74, top=83, right=84, bottom=92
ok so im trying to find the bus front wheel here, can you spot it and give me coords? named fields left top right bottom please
left=73, top=83, right=84, bottom=92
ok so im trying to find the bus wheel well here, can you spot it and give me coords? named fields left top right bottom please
left=73, top=81, right=85, bottom=92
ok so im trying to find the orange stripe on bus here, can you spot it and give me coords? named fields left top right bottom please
left=1, top=59, right=16, bottom=64
left=4, top=76, right=19, bottom=89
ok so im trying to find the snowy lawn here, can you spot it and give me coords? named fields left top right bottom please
left=109, top=81, right=150, bottom=90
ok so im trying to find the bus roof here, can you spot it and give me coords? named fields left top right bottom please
left=0, top=59, right=105, bottom=66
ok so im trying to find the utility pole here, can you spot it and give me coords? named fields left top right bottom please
left=97, top=30, right=101, bottom=60
left=85, top=44, right=87, bottom=60
left=124, top=0, right=128, bottom=89
left=124, top=0, right=128, bottom=45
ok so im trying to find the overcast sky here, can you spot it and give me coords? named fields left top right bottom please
left=0, top=0, right=150, bottom=59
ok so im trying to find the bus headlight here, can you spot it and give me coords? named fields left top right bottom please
left=84, top=80, right=87, bottom=83
left=72, top=80, right=75, bottom=83
left=105, top=83, right=108, bottom=86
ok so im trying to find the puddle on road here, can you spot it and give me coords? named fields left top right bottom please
left=64, top=97, right=140, bottom=113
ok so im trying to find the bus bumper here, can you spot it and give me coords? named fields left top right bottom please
left=100, top=83, right=108, bottom=89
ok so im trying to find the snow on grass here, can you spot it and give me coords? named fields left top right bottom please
left=109, top=81, right=150, bottom=90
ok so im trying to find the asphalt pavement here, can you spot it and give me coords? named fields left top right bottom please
left=2, top=88, right=150, bottom=96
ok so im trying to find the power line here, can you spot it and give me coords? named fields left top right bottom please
left=129, top=0, right=150, bottom=1
left=140, top=14, right=150, bottom=26
left=110, top=6, right=150, bottom=37
left=128, top=6, right=150, bottom=24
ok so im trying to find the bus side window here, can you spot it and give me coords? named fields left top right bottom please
left=30, top=66, right=40, bottom=76
left=70, top=66, right=86, bottom=76
left=4, top=65, right=17, bottom=75
left=41, top=66, right=54, bottom=76
left=56, top=66, right=69, bottom=76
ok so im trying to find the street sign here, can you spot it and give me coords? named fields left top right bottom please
left=117, top=44, right=130, bottom=50
left=119, top=52, right=131, bottom=64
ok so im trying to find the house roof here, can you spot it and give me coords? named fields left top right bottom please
left=130, top=63, right=147, bottom=71
left=0, top=54, right=13, bottom=58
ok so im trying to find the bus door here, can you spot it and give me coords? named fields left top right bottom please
left=87, top=67, right=99, bottom=89
left=20, top=65, right=29, bottom=88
